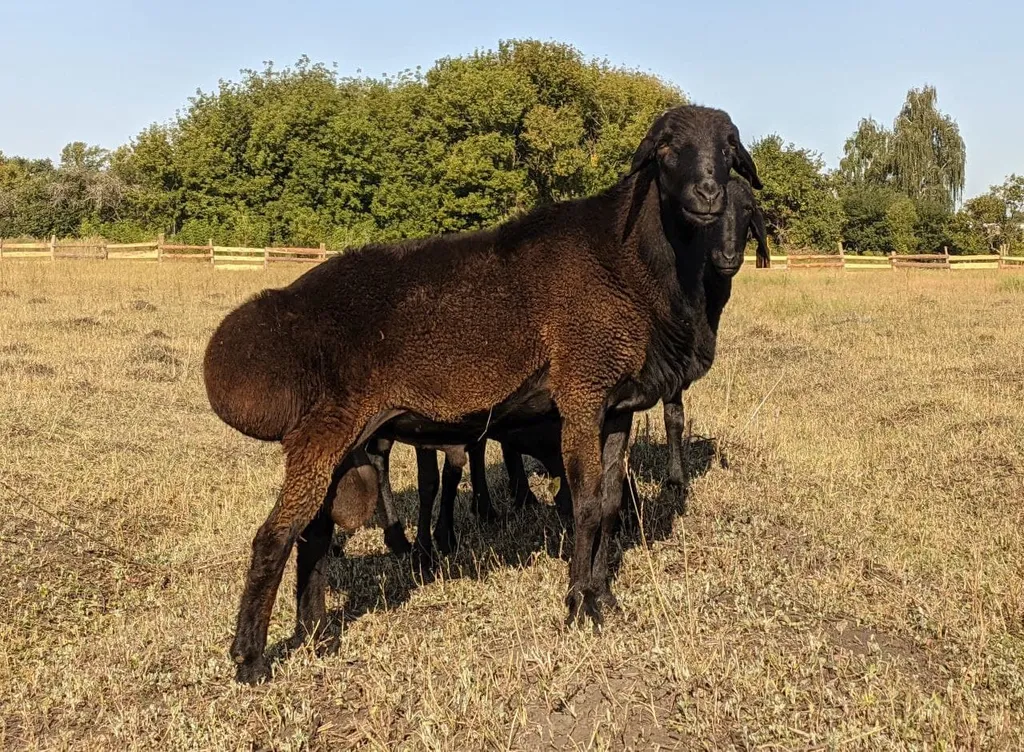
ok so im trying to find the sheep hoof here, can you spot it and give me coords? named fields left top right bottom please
left=659, top=480, right=686, bottom=508
left=311, top=632, right=341, bottom=658
left=285, top=631, right=308, bottom=653
left=434, top=528, right=457, bottom=557
left=383, top=523, right=413, bottom=556
left=287, top=620, right=336, bottom=655
left=412, top=544, right=438, bottom=581
left=234, top=656, right=271, bottom=685
left=564, top=588, right=604, bottom=631
left=474, top=504, right=500, bottom=524
left=597, top=587, right=620, bottom=613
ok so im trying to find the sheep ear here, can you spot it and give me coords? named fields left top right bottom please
left=623, top=124, right=663, bottom=238
left=750, top=204, right=770, bottom=268
left=732, top=137, right=762, bottom=190
left=629, top=131, right=659, bottom=176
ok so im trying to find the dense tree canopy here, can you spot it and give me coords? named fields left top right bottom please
left=0, top=42, right=1019, bottom=256
left=1, top=41, right=683, bottom=246
left=750, top=135, right=843, bottom=251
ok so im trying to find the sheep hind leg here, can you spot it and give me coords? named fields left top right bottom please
left=413, top=448, right=441, bottom=575
left=435, top=446, right=466, bottom=556
left=367, top=438, right=413, bottom=556
left=467, top=440, right=499, bottom=522
left=290, top=502, right=335, bottom=653
left=230, top=429, right=356, bottom=685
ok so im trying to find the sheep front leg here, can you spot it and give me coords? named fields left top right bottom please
left=467, top=440, right=498, bottom=522
left=663, top=389, right=686, bottom=489
left=435, top=446, right=467, bottom=556
left=589, top=411, right=633, bottom=610
left=413, top=448, right=442, bottom=574
left=501, top=442, right=540, bottom=509
left=231, top=432, right=351, bottom=685
left=561, top=411, right=608, bottom=629
left=534, top=446, right=572, bottom=519
left=367, top=438, right=413, bottom=555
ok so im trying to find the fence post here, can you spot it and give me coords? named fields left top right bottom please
left=209, top=238, right=215, bottom=266
left=0, top=238, right=4, bottom=261
left=943, top=245, right=950, bottom=271
left=889, top=251, right=895, bottom=270
left=319, top=242, right=326, bottom=262
left=263, top=247, right=269, bottom=270
left=838, top=241, right=845, bottom=269
left=49, top=235, right=56, bottom=261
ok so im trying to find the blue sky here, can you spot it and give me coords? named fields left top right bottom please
left=1, top=0, right=1019, bottom=199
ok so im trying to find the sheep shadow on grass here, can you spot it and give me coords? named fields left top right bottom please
left=621, top=428, right=723, bottom=540
left=262, top=431, right=721, bottom=670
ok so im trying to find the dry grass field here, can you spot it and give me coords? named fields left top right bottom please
left=0, top=261, right=1022, bottom=750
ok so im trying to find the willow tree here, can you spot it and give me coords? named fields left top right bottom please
left=839, top=85, right=965, bottom=213
left=889, top=85, right=965, bottom=210
left=839, top=117, right=890, bottom=185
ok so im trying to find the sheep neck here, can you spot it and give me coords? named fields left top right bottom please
left=605, top=172, right=715, bottom=413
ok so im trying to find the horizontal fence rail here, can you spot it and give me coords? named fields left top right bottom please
left=742, top=250, right=1022, bottom=272
left=0, top=235, right=330, bottom=268
left=1, top=235, right=1020, bottom=271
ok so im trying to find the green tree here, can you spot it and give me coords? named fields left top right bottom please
left=838, top=85, right=966, bottom=251
left=110, top=125, right=181, bottom=236
left=913, top=198, right=953, bottom=253
left=994, top=174, right=1024, bottom=254
left=0, top=153, right=58, bottom=238
left=750, top=135, right=844, bottom=251
left=840, top=117, right=891, bottom=186
left=889, top=85, right=965, bottom=209
left=106, top=41, right=683, bottom=246
left=841, top=86, right=966, bottom=213
left=49, top=142, right=130, bottom=236
left=945, top=210, right=988, bottom=255
left=885, top=195, right=919, bottom=254
left=842, top=184, right=897, bottom=254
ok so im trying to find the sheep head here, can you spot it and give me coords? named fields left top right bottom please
left=711, top=178, right=770, bottom=277
left=630, top=105, right=761, bottom=227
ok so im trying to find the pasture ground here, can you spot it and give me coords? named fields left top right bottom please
left=0, top=262, right=1022, bottom=750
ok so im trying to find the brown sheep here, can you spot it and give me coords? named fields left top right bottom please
left=203, top=104, right=761, bottom=683
left=380, top=177, right=770, bottom=565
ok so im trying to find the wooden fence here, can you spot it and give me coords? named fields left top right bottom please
left=1, top=235, right=1022, bottom=272
left=0, top=234, right=328, bottom=269
left=742, top=249, right=1023, bottom=271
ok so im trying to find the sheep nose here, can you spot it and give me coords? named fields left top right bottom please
left=694, top=179, right=722, bottom=205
